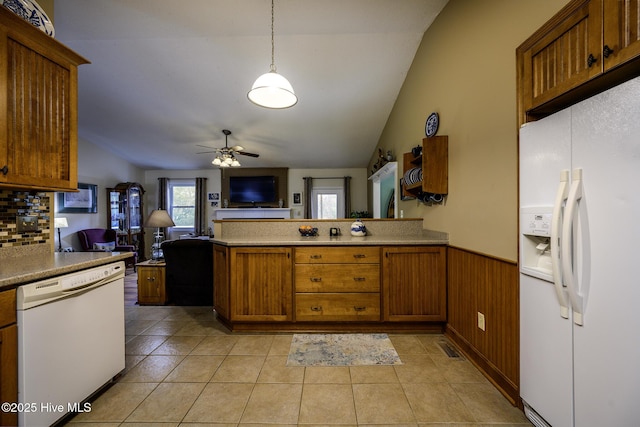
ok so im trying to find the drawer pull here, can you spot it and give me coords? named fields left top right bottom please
left=310, top=305, right=323, bottom=311
left=310, top=277, right=322, bottom=282
left=310, top=254, right=322, bottom=259
left=353, top=254, right=366, bottom=259
left=353, top=277, right=366, bottom=281
left=353, top=306, right=367, bottom=311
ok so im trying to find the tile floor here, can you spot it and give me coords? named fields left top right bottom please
left=65, top=272, right=532, bottom=426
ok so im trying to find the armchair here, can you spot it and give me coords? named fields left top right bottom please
left=77, top=228, right=138, bottom=268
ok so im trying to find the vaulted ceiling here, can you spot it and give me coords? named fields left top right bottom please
left=54, top=0, right=448, bottom=170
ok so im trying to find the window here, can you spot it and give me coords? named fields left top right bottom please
left=169, top=180, right=195, bottom=228
left=311, top=187, right=344, bottom=219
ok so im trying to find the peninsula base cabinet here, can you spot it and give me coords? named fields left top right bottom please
left=229, top=247, right=293, bottom=322
left=213, top=244, right=447, bottom=331
left=382, top=246, right=447, bottom=322
left=0, top=289, right=17, bottom=427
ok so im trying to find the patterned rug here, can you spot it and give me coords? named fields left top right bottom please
left=286, top=333, right=402, bottom=366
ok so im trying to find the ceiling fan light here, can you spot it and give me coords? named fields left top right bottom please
left=224, top=156, right=233, bottom=164
left=212, top=157, right=222, bottom=165
left=231, top=158, right=241, bottom=167
left=248, top=71, right=297, bottom=109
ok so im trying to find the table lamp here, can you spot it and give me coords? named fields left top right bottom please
left=144, top=209, right=175, bottom=262
left=54, top=217, right=68, bottom=252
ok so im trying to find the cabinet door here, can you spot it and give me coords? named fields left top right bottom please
left=213, top=245, right=230, bottom=319
left=137, top=266, right=166, bottom=304
left=230, top=247, right=292, bottom=321
left=603, top=0, right=640, bottom=70
left=520, top=0, right=602, bottom=112
left=0, top=324, right=18, bottom=427
left=382, top=246, right=446, bottom=322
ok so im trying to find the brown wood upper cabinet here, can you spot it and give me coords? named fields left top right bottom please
left=0, top=8, right=89, bottom=191
left=517, top=0, right=640, bottom=124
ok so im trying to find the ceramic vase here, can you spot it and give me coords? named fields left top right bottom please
left=350, top=219, right=366, bottom=237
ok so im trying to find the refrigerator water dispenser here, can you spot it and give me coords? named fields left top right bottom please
left=520, top=207, right=553, bottom=281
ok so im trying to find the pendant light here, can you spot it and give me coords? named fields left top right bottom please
left=248, top=0, right=297, bottom=109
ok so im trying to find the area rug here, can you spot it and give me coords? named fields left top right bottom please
left=286, top=333, right=402, bottom=366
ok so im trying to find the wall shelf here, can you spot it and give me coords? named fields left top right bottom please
left=402, top=135, right=448, bottom=198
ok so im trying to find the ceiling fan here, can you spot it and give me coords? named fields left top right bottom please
left=197, top=129, right=259, bottom=167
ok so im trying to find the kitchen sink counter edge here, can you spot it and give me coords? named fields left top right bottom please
left=0, top=251, right=133, bottom=289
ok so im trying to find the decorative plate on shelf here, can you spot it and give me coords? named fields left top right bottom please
left=425, top=112, right=439, bottom=137
left=2, top=0, right=54, bottom=36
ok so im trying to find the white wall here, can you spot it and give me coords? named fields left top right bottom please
left=57, top=138, right=145, bottom=250
left=288, top=168, right=369, bottom=219
left=143, top=169, right=222, bottom=242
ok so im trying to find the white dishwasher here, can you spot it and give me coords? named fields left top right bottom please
left=16, top=261, right=126, bottom=427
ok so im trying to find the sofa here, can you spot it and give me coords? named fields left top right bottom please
left=161, top=239, right=214, bottom=306
left=77, top=228, right=138, bottom=268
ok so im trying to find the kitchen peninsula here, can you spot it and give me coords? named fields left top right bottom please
left=212, top=218, right=448, bottom=332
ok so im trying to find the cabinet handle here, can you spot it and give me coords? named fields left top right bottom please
left=353, top=306, right=367, bottom=311
left=310, top=254, right=322, bottom=259
left=310, top=305, right=322, bottom=311
left=0, top=165, right=7, bottom=175
left=603, top=45, right=614, bottom=58
left=353, top=254, right=366, bottom=258
left=147, top=277, right=155, bottom=281
left=587, top=53, right=597, bottom=67
left=310, top=277, right=322, bottom=282
left=353, top=277, right=366, bottom=281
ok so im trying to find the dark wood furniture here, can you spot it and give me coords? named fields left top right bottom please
left=107, top=182, right=146, bottom=261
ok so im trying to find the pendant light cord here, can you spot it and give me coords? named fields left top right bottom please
left=270, top=0, right=276, bottom=72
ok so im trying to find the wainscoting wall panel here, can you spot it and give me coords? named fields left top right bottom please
left=445, top=246, right=519, bottom=405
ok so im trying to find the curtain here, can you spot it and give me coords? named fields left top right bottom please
left=157, top=177, right=170, bottom=238
left=303, top=177, right=313, bottom=219
left=344, top=176, right=351, bottom=218
left=195, top=177, right=207, bottom=235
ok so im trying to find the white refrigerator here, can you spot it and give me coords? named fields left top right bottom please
left=519, top=76, right=640, bottom=427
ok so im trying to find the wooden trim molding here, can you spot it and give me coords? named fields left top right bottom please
left=445, top=247, right=520, bottom=405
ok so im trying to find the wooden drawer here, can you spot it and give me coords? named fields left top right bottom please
left=0, top=289, right=16, bottom=328
left=295, top=264, right=379, bottom=293
left=295, top=246, right=380, bottom=264
left=295, top=293, right=380, bottom=321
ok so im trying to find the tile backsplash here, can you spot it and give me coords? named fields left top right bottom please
left=0, top=190, right=51, bottom=248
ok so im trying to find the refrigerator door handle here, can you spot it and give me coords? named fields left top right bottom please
left=551, top=169, right=570, bottom=319
left=562, top=168, right=585, bottom=325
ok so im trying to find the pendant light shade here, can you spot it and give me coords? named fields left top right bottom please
left=248, top=69, right=297, bottom=109
left=248, top=0, right=297, bottom=109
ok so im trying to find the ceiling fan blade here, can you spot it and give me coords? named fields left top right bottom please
left=237, top=151, right=259, bottom=158
left=231, top=145, right=245, bottom=151
left=196, top=150, right=220, bottom=154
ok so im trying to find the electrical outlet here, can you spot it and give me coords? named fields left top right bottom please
left=477, top=312, right=486, bottom=331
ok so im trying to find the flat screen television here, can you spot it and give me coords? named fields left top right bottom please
left=229, top=175, right=277, bottom=204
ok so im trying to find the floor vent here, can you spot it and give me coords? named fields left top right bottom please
left=438, top=341, right=463, bottom=359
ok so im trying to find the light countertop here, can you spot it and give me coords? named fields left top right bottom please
left=212, top=232, right=448, bottom=247
left=0, top=251, right=134, bottom=290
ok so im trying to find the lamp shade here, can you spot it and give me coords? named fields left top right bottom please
left=144, top=209, right=175, bottom=228
left=54, top=217, right=68, bottom=228
left=248, top=71, right=298, bottom=109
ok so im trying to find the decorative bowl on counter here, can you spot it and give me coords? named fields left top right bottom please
left=298, top=225, right=318, bottom=237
